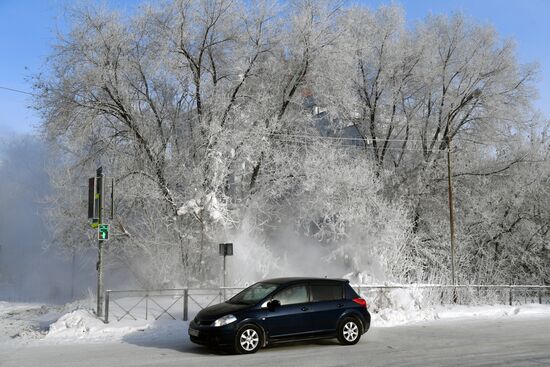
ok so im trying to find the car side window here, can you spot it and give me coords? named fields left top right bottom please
left=310, top=284, right=343, bottom=302
left=273, top=284, right=308, bottom=306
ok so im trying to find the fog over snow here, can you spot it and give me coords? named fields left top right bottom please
left=0, top=135, right=96, bottom=303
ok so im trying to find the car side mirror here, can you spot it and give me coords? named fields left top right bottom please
left=267, top=299, right=281, bottom=310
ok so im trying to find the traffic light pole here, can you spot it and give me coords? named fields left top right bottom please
left=97, top=238, right=105, bottom=317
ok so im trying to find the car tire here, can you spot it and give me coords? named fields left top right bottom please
left=337, top=317, right=362, bottom=345
left=234, top=324, right=263, bottom=354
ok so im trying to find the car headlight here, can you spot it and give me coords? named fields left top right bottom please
left=213, top=314, right=237, bottom=327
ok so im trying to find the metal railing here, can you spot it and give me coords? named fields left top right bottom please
left=103, top=284, right=550, bottom=323
left=354, top=284, right=550, bottom=309
left=104, top=287, right=243, bottom=323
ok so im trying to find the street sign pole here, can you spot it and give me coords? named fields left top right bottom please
left=219, top=243, right=233, bottom=301
left=223, top=254, right=226, bottom=300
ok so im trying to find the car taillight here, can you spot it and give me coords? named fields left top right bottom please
left=353, top=297, right=367, bottom=308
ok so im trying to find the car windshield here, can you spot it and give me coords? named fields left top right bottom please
left=228, top=282, right=278, bottom=305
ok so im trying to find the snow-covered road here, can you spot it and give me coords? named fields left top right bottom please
left=2, top=316, right=550, bottom=367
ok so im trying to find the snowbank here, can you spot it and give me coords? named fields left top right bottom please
left=44, top=309, right=188, bottom=344
left=0, top=301, right=187, bottom=346
left=369, top=288, right=550, bottom=327
left=46, top=309, right=106, bottom=339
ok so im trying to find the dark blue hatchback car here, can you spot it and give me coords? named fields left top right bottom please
left=188, top=277, right=370, bottom=354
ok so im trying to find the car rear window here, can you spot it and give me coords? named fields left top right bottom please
left=310, top=284, right=343, bottom=302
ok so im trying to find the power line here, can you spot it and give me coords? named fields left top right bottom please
left=265, top=136, right=429, bottom=152
left=248, top=130, right=438, bottom=143
left=247, top=130, right=507, bottom=147
left=0, top=85, right=37, bottom=96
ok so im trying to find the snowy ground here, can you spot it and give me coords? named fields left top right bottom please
left=372, top=303, right=550, bottom=327
left=0, top=302, right=63, bottom=343
left=2, top=315, right=550, bottom=367
left=2, top=295, right=550, bottom=367
left=1, top=297, right=549, bottom=346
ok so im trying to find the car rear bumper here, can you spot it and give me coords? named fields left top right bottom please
left=188, top=320, right=236, bottom=347
left=360, top=309, right=371, bottom=334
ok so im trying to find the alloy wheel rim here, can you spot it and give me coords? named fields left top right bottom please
left=343, top=321, right=359, bottom=342
left=240, top=329, right=259, bottom=351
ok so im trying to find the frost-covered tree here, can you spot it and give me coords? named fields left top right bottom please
left=35, top=1, right=548, bottom=287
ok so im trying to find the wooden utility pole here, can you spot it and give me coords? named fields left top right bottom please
left=96, top=166, right=105, bottom=317
left=446, top=136, right=458, bottom=302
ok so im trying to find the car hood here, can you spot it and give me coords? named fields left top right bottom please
left=196, top=302, right=251, bottom=320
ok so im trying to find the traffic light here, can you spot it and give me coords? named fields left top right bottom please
left=98, top=224, right=109, bottom=241
left=88, top=177, right=96, bottom=219
left=88, top=167, right=104, bottom=221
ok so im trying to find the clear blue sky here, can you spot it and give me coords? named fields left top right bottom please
left=1, top=0, right=549, bottom=138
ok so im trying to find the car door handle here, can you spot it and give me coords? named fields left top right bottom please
left=301, top=306, right=309, bottom=311
left=337, top=303, right=344, bottom=308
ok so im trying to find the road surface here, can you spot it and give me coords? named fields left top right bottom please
left=1, top=317, right=550, bottom=367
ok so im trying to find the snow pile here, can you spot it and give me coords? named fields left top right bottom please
left=43, top=308, right=189, bottom=344
left=45, top=309, right=150, bottom=343
left=369, top=288, right=438, bottom=327
left=367, top=288, right=550, bottom=327
left=46, top=309, right=105, bottom=338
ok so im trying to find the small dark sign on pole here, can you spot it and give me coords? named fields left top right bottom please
left=219, top=243, right=233, bottom=256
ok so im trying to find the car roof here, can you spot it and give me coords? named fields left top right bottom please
left=261, top=277, right=349, bottom=285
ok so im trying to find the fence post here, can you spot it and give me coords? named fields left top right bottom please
left=104, top=290, right=110, bottom=324
left=538, top=287, right=542, bottom=305
left=509, top=286, right=512, bottom=306
left=183, top=289, right=188, bottom=321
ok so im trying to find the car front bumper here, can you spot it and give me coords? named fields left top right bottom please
left=188, top=320, right=237, bottom=347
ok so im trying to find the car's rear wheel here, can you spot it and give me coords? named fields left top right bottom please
left=234, top=324, right=263, bottom=354
left=337, top=317, right=361, bottom=345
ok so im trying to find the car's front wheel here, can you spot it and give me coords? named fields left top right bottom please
left=235, top=324, right=263, bottom=354
left=337, top=317, right=362, bottom=345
